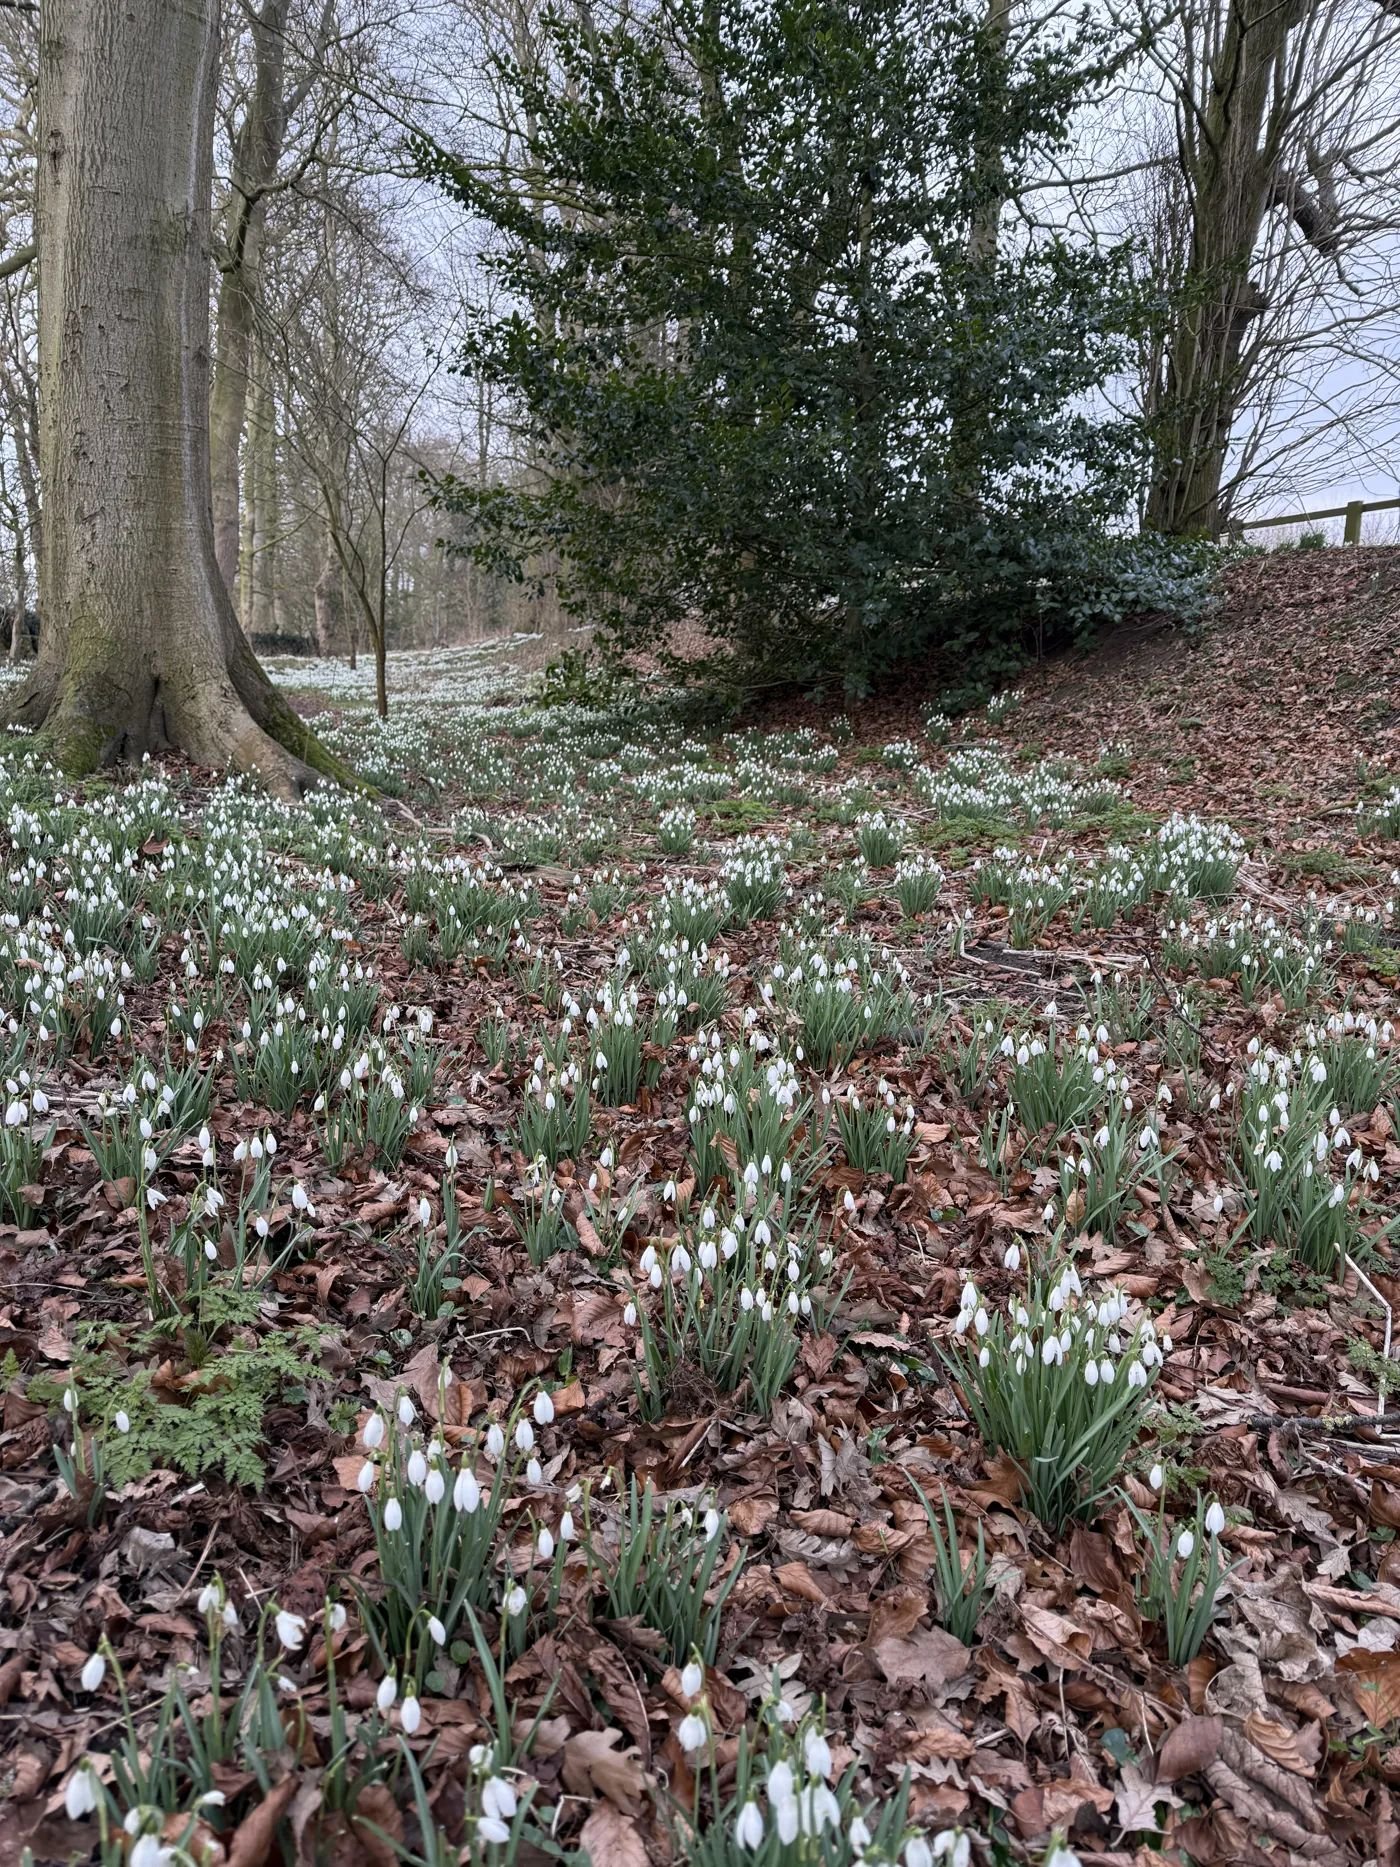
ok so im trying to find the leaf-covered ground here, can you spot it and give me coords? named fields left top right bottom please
left=2, top=548, right=1399, bottom=1867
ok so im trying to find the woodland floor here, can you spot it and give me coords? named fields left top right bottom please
left=2, top=547, right=1400, bottom=1867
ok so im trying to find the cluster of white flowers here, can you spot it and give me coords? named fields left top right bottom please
left=915, top=744, right=1115, bottom=827
left=957, top=1262, right=1168, bottom=1390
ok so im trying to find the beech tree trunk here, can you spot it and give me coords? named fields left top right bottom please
left=13, top=0, right=347, bottom=796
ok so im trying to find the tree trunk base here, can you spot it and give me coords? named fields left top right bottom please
left=7, top=633, right=359, bottom=802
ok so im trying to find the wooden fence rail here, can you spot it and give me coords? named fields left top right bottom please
left=1229, top=493, right=1400, bottom=546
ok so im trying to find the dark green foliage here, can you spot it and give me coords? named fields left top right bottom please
left=423, top=0, right=1167, bottom=695
left=59, top=1318, right=327, bottom=1490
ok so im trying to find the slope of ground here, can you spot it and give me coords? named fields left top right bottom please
left=0, top=553, right=1398, bottom=1867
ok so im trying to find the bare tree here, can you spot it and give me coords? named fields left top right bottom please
left=1140, top=0, right=1400, bottom=533
left=209, top=0, right=358, bottom=600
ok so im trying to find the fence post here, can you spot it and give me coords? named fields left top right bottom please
left=1344, top=500, right=1364, bottom=545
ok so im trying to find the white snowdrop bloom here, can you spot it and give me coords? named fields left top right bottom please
left=81, top=1650, right=107, bottom=1691
left=681, top=1659, right=704, bottom=1700
left=537, top=1526, right=555, bottom=1561
left=1205, top=1500, right=1226, bottom=1537
left=504, top=1584, right=528, bottom=1617
left=735, top=1801, right=765, bottom=1850
left=776, top=1798, right=800, bottom=1844
left=64, top=1764, right=99, bottom=1820
left=424, top=1467, right=446, bottom=1505
left=485, top=1423, right=506, bottom=1459
left=1126, top=1361, right=1148, bottom=1390
left=1003, top=1243, right=1021, bottom=1272
left=482, top=1776, right=518, bottom=1821
left=1085, top=1360, right=1099, bottom=1388
left=1176, top=1529, right=1195, bottom=1560
left=397, top=1395, right=416, bottom=1427
left=454, top=1467, right=481, bottom=1513
left=376, top=1674, right=398, bottom=1712
left=383, top=1497, right=403, bottom=1532
left=803, top=1729, right=833, bottom=1777
left=406, top=1449, right=428, bottom=1488
left=533, top=1390, right=555, bottom=1426
left=514, top=1419, right=535, bottom=1453
left=328, top=1602, right=348, bottom=1633
left=1149, top=1463, right=1164, bottom=1490
left=275, top=1611, right=306, bottom=1651
left=930, top=1831, right=967, bottom=1867
left=400, top=1695, right=422, bottom=1734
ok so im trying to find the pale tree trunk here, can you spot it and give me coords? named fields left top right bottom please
left=209, top=0, right=303, bottom=600
left=313, top=519, right=341, bottom=655
left=248, top=361, right=278, bottom=639
left=13, top=0, right=347, bottom=795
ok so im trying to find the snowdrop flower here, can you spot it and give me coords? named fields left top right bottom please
left=80, top=1650, right=107, bottom=1692
left=377, top=1673, right=398, bottom=1712
left=1003, top=1243, right=1021, bottom=1272
left=678, top=1711, right=709, bottom=1753
left=504, top=1584, right=528, bottom=1618
left=397, top=1395, right=416, bottom=1427
left=514, top=1419, right=535, bottom=1453
left=776, top=1798, right=800, bottom=1844
left=424, top=1467, right=445, bottom=1505
left=478, top=1817, right=510, bottom=1846
left=533, top=1389, right=555, bottom=1426
left=64, top=1764, right=99, bottom=1819
left=930, top=1832, right=968, bottom=1867
left=197, top=1581, right=223, bottom=1615
left=735, top=1801, right=765, bottom=1850
left=537, top=1527, right=555, bottom=1560
left=1205, top=1500, right=1226, bottom=1537
left=1176, top=1529, right=1196, bottom=1560
left=559, top=1510, right=576, bottom=1542
left=406, top=1449, right=428, bottom=1488
left=383, top=1497, right=403, bottom=1532
left=1149, top=1463, right=1164, bottom=1490
left=803, top=1729, right=832, bottom=1777
left=275, top=1611, right=306, bottom=1651
left=328, top=1602, right=347, bottom=1633
left=526, top=1457, right=543, bottom=1485
left=482, top=1776, right=518, bottom=1823
left=485, top=1423, right=506, bottom=1460
left=681, top=1659, right=704, bottom=1700
left=356, top=1461, right=376, bottom=1493
left=400, top=1694, right=422, bottom=1734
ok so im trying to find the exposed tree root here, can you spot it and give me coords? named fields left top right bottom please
left=5, top=649, right=362, bottom=804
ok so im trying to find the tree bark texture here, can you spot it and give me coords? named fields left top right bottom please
left=1145, top=0, right=1309, bottom=537
left=14, top=0, right=349, bottom=795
